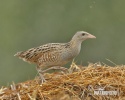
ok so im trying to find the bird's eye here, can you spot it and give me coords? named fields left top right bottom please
left=82, top=33, right=85, bottom=36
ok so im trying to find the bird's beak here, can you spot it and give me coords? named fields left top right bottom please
left=88, top=33, right=96, bottom=39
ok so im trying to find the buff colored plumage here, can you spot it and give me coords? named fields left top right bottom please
left=15, top=31, right=96, bottom=82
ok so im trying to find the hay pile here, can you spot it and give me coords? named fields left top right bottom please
left=0, top=63, right=125, bottom=100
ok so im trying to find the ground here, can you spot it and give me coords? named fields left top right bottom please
left=0, top=62, right=125, bottom=100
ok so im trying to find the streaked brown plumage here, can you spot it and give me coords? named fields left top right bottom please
left=15, top=31, right=96, bottom=82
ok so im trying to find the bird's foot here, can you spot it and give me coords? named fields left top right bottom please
left=36, top=67, right=46, bottom=84
left=39, top=73, right=46, bottom=83
left=36, top=66, right=68, bottom=83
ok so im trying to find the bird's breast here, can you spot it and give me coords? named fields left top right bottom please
left=61, top=45, right=81, bottom=61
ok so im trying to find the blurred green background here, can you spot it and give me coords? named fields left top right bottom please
left=0, top=0, right=125, bottom=86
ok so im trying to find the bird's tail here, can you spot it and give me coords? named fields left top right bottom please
left=14, top=51, right=23, bottom=57
left=14, top=51, right=35, bottom=63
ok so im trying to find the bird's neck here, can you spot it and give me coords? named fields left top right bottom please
left=70, top=39, right=82, bottom=48
left=69, top=39, right=82, bottom=55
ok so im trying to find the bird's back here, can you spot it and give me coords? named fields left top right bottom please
left=15, top=42, right=77, bottom=68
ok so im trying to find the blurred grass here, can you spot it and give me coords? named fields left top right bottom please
left=0, top=0, right=125, bottom=86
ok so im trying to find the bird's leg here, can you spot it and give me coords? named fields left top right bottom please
left=42, top=66, right=68, bottom=73
left=36, top=66, right=68, bottom=83
left=36, top=66, right=46, bottom=83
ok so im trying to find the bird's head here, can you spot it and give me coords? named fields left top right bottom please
left=72, top=31, right=96, bottom=42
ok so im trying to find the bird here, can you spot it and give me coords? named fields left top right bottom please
left=14, top=31, right=96, bottom=82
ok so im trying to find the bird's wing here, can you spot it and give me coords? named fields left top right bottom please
left=14, top=43, right=65, bottom=63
